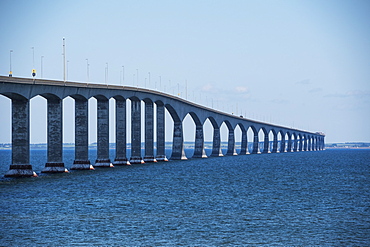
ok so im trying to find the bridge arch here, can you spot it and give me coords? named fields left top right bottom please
left=164, top=103, right=186, bottom=160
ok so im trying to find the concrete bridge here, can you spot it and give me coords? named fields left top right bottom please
left=0, top=76, right=325, bottom=177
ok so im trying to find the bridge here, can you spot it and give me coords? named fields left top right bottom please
left=0, top=76, right=325, bottom=177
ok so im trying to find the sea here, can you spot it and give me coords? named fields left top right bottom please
left=0, top=148, right=369, bottom=246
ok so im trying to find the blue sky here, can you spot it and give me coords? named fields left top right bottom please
left=0, top=0, right=369, bottom=144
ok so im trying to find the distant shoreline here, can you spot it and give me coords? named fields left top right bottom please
left=325, top=147, right=370, bottom=150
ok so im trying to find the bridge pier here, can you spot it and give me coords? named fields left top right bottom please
left=193, top=124, right=207, bottom=158
left=42, top=97, right=68, bottom=173
left=239, top=130, right=249, bottom=155
left=303, top=137, right=307, bottom=151
left=252, top=131, right=260, bottom=154
left=226, top=128, right=237, bottom=155
left=280, top=134, right=286, bottom=153
left=299, top=136, right=303, bottom=151
left=95, top=97, right=113, bottom=167
left=293, top=137, right=298, bottom=152
left=5, top=97, right=37, bottom=177
left=170, top=121, right=187, bottom=160
left=271, top=132, right=279, bottom=153
left=262, top=132, right=270, bottom=153
left=211, top=127, right=223, bottom=157
left=113, top=97, right=130, bottom=165
left=144, top=100, right=156, bottom=162
left=130, top=98, right=144, bottom=164
left=71, top=98, right=93, bottom=170
left=287, top=134, right=292, bottom=152
left=155, top=102, right=168, bottom=161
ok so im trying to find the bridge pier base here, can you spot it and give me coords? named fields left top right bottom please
left=113, top=158, right=130, bottom=165
left=71, top=160, right=94, bottom=170
left=42, top=163, right=68, bottom=173
left=5, top=97, right=37, bottom=177
left=5, top=165, right=37, bottom=177
left=94, top=159, right=114, bottom=167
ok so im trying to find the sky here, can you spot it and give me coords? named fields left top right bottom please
left=0, top=0, right=369, bottom=144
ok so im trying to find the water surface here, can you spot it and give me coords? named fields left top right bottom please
left=0, top=149, right=369, bottom=246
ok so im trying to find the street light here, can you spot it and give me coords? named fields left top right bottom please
left=31, top=47, right=36, bottom=77
left=9, top=50, right=13, bottom=77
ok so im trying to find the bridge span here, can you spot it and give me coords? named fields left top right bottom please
left=0, top=76, right=325, bottom=177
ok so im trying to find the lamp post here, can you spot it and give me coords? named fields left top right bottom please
left=9, top=50, right=13, bottom=77
left=31, top=47, right=36, bottom=78
left=62, top=38, right=66, bottom=83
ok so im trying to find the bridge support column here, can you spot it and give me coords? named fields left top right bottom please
left=226, top=128, right=237, bottom=155
left=287, top=135, right=292, bottom=152
left=144, top=101, right=156, bottom=162
left=42, top=97, right=68, bottom=173
left=5, top=98, right=37, bottom=177
left=293, top=137, right=298, bottom=152
left=95, top=98, right=113, bottom=167
left=193, top=124, right=207, bottom=158
left=303, top=137, right=307, bottom=151
left=170, top=121, right=187, bottom=160
left=155, top=102, right=168, bottom=161
left=299, top=137, right=303, bottom=151
left=130, top=99, right=144, bottom=164
left=280, top=135, right=286, bottom=152
left=308, top=138, right=312, bottom=151
left=322, top=137, right=326, bottom=150
left=113, top=98, right=130, bottom=165
left=271, top=132, right=279, bottom=153
left=252, top=131, right=260, bottom=154
left=211, top=127, right=223, bottom=157
left=239, top=130, right=249, bottom=155
left=262, top=133, right=270, bottom=153
left=71, top=98, right=93, bottom=170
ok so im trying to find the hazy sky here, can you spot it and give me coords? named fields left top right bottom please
left=0, top=0, right=369, bottom=144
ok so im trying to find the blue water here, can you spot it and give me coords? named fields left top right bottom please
left=0, top=149, right=369, bottom=246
